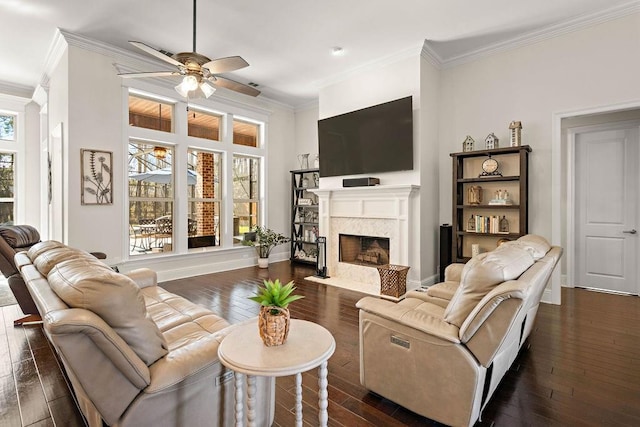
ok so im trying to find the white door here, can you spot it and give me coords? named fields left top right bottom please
left=575, top=125, right=639, bottom=295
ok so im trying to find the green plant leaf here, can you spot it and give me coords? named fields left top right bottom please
left=247, top=278, right=304, bottom=308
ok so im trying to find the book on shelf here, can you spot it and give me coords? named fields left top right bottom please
left=466, top=214, right=509, bottom=234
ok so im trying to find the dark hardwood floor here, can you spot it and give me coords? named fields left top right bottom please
left=1, top=261, right=640, bottom=426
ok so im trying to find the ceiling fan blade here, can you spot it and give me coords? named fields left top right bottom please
left=119, top=71, right=181, bottom=79
left=129, top=41, right=184, bottom=68
left=202, top=56, right=249, bottom=74
left=212, top=76, right=260, bottom=97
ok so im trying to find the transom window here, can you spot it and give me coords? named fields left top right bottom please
left=129, top=95, right=174, bottom=133
left=233, top=119, right=259, bottom=147
left=188, top=108, right=222, bottom=141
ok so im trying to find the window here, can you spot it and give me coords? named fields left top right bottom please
left=187, top=149, right=222, bottom=248
left=0, top=114, right=15, bottom=141
left=0, top=152, right=15, bottom=223
left=233, top=155, right=260, bottom=242
left=233, top=119, right=259, bottom=147
left=128, top=141, right=174, bottom=254
left=125, top=88, right=266, bottom=256
left=188, top=109, right=222, bottom=141
left=129, top=95, right=174, bottom=132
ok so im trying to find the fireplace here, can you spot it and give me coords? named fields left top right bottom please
left=310, top=184, right=419, bottom=295
left=339, top=234, right=389, bottom=266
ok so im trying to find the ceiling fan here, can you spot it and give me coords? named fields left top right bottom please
left=118, top=0, right=260, bottom=98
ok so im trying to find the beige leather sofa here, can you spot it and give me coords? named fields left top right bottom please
left=17, top=240, right=274, bottom=427
left=356, top=235, right=562, bottom=427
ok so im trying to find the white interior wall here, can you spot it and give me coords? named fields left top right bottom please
left=23, top=101, right=41, bottom=227
left=43, top=40, right=296, bottom=278
left=419, top=55, right=441, bottom=284
left=47, top=49, right=69, bottom=243
left=294, top=103, right=320, bottom=168
left=67, top=46, right=124, bottom=259
left=438, top=11, right=640, bottom=302
left=317, top=54, right=426, bottom=284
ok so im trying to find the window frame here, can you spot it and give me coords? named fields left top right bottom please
left=124, top=86, right=267, bottom=258
left=187, top=148, right=223, bottom=248
left=0, top=151, right=16, bottom=224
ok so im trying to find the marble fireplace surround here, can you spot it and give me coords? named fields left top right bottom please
left=311, top=185, right=419, bottom=295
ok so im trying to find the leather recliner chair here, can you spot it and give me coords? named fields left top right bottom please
left=0, top=225, right=44, bottom=325
left=0, top=224, right=106, bottom=325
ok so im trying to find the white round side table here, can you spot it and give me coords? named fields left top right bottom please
left=218, top=319, right=336, bottom=427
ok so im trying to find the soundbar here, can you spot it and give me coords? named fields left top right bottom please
left=342, top=177, right=380, bottom=187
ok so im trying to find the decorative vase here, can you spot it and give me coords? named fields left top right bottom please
left=258, top=306, right=290, bottom=346
left=258, top=257, right=269, bottom=268
left=297, top=153, right=310, bottom=170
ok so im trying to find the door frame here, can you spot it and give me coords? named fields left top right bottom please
left=567, top=120, right=640, bottom=291
left=552, top=100, right=640, bottom=305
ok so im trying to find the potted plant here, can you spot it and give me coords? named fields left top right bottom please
left=243, top=225, right=290, bottom=268
left=249, top=279, right=304, bottom=346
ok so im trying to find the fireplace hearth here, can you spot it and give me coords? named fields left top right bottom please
left=339, top=234, right=390, bottom=267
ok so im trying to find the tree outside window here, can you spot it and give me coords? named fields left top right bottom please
left=233, top=155, right=260, bottom=242
left=0, top=115, right=15, bottom=141
left=128, top=141, right=174, bottom=254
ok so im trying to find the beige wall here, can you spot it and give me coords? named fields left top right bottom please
left=439, top=12, right=640, bottom=239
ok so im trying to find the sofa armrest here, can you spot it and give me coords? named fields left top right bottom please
left=146, top=330, right=227, bottom=393
left=444, top=263, right=465, bottom=282
left=356, top=297, right=460, bottom=343
left=45, top=309, right=151, bottom=388
left=125, top=268, right=157, bottom=288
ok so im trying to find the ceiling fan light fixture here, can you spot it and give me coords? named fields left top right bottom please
left=175, top=75, right=199, bottom=97
left=200, top=81, right=216, bottom=98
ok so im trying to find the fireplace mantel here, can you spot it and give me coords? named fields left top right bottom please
left=310, top=185, right=420, bottom=294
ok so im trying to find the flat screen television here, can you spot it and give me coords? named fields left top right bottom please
left=318, top=96, right=413, bottom=178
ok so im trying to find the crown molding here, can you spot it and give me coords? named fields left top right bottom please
left=32, top=84, right=48, bottom=107
left=438, top=0, right=640, bottom=68
left=313, top=42, right=424, bottom=90
left=420, top=42, right=443, bottom=70
left=0, top=81, right=33, bottom=100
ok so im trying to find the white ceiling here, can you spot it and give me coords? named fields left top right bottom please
left=1, top=0, right=637, bottom=107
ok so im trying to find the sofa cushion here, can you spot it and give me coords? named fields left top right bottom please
left=444, top=245, right=534, bottom=327
left=47, top=258, right=168, bottom=366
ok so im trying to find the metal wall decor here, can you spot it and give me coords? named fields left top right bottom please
left=81, top=149, right=113, bottom=205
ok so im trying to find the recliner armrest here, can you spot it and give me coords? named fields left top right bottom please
left=356, top=297, right=460, bottom=343
left=444, top=263, right=465, bottom=282
left=146, top=330, right=227, bottom=393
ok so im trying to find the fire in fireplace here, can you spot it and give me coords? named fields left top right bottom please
left=339, top=234, right=390, bottom=267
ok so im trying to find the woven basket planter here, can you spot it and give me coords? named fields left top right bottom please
left=258, top=306, right=290, bottom=346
